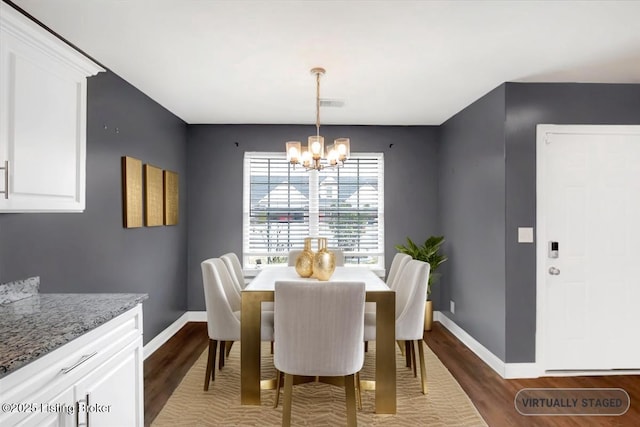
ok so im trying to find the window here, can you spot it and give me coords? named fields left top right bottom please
left=243, top=152, right=384, bottom=269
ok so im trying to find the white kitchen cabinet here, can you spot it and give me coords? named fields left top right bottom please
left=0, top=3, right=103, bottom=212
left=0, top=304, right=144, bottom=427
left=73, top=339, right=143, bottom=427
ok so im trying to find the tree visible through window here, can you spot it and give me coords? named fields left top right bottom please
left=243, top=152, right=384, bottom=269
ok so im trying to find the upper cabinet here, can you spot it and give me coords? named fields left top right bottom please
left=0, top=3, right=104, bottom=212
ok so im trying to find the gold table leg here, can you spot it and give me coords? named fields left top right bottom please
left=368, top=291, right=396, bottom=414
left=241, top=291, right=272, bottom=405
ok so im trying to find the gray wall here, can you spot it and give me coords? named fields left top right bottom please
left=438, top=82, right=640, bottom=364
left=186, top=125, right=440, bottom=311
left=438, top=85, right=507, bottom=361
left=504, top=83, right=640, bottom=362
left=0, top=71, right=188, bottom=344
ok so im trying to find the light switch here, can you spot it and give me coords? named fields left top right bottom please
left=518, top=227, right=534, bottom=243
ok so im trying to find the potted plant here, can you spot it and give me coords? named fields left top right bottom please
left=395, top=235, right=448, bottom=331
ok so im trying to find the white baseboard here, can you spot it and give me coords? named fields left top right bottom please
left=434, top=312, right=508, bottom=377
left=143, top=311, right=206, bottom=359
left=188, top=311, right=207, bottom=322
left=146, top=310, right=535, bottom=377
left=505, top=363, right=542, bottom=379
left=144, top=310, right=638, bottom=379
left=434, top=313, right=640, bottom=379
left=434, top=311, right=539, bottom=379
left=542, top=369, right=640, bottom=377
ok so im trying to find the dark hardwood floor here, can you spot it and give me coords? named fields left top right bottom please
left=424, top=323, right=639, bottom=427
left=144, top=322, right=208, bottom=426
left=144, top=322, right=639, bottom=426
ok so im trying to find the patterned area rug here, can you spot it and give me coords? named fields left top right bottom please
left=152, top=341, right=487, bottom=426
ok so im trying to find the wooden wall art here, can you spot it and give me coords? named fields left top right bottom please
left=144, top=164, right=164, bottom=227
left=163, top=170, right=179, bottom=225
left=121, top=156, right=143, bottom=228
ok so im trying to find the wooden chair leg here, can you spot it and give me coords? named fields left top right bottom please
left=218, top=340, right=225, bottom=370
left=417, top=339, right=428, bottom=394
left=225, top=340, right=234, bottom=357
left=204, top=339, right=217, bottom=390
left=364, top=341, right=368, bottom=352
left=354, top=372, right=363, bottom=411
left=271, top=341, right=274, bottom=354
left=273, top=370, right=282, bottom=408
left=345, top=374, right=357, bottom=427
left=283, top=373, right=294, bottom=427
left=405, top=340, right=412, bottom=368
left=411, top=340, right=418, bottom=378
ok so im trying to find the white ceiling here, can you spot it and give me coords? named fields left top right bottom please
left=9, top=0, right=640, bottom=125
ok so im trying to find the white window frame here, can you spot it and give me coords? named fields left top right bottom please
left=243, top=151, right=384, bottom=272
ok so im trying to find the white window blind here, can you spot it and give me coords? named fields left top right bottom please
left=243, top=152, right=384, bottom=269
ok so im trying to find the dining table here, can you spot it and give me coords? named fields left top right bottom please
left=240, top=266, right=397, bottom=414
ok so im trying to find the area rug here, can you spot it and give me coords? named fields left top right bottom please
left=151, top=341, right=487, bottom=426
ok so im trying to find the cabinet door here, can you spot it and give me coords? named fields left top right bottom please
left=0, top=3, right=102, bottom=212
left=14, top=387, right=75, bottom=427
left=0, top=34, right=86, bottom=212
left=74, top=338, right=143, bottom=427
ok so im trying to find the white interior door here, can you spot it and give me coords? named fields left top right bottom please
left=538, top=125, right=640, bottom=371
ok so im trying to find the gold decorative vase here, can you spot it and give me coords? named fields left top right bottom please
left=312, top=237, right=335, bottom=281
left=295, top=237, right=315, bottom=278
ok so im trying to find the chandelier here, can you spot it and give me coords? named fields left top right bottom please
left=285, top=67, right=350, bottom=171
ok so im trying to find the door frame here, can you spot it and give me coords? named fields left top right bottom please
left=535, top=124, right=640, bottom=374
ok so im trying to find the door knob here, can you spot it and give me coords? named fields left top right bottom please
left=548, top=266, right=560, bottom=275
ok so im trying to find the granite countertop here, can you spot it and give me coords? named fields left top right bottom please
left=0, top=293, right=148, bottom=379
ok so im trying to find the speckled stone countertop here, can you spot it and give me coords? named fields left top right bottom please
left=0, top=293, right=148, bottom=379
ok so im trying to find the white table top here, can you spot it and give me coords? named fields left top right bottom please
left=245, top=266, right=390, bottom=292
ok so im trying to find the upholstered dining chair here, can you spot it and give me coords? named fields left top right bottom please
left=273, top=280, right=366, bottom=427
left=287, top=250, right=303, bottom=266
left=200, top=258, right=274, bottom=391
left=386, top=252, right=412, bottom=290
left=221, top=252, right=250, bottom=290
left=365, top=252, right=412, bottom=316
left=222, top=252, right=274, bottom=314
left=332, top=249, right=345, bottom=266
left=363, top=259, right=430, bottom=394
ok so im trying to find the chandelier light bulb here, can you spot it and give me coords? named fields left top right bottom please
left=328, top=148, right=338, bottom=166
left=286, top=141, right=302, bottom=164
left=334, top=138, right=350, bottom=161
left=301, top=151, right=312, bottom=168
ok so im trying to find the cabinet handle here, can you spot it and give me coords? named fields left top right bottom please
left=76, top=394, right=90, bottom=427
left=60, top=351, right=97, bottom=374
left=0, top=160, right=7, bottom=199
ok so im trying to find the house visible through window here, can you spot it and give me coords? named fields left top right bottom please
left=243, top=152, right=384, bottom=269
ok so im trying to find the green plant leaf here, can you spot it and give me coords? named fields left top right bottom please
left=395, top=235, right=447, bottom=300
